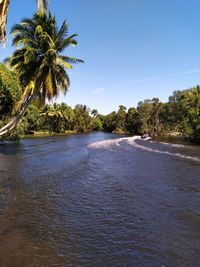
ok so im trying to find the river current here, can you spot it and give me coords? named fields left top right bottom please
left=0, top=132, right=200, bottom=266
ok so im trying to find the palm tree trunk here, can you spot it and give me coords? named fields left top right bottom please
left=0, top=0, right=9, bottom=43
left=37, top=0, right=48, bottom=11
left=0, top=94, right=34, bottom=136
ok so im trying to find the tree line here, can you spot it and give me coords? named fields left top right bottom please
left=102, top=88, right=200, bottom=143
left=0, top=63, right=199, bottom=143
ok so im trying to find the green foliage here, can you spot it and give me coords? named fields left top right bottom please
left=0, top=63, right=22, bottom=118
left=40, top=103, right=75, bottom=133
left=90, top=117, right=103, bottom=131
left=116, top=105, right=127, bottom=130
left=103, top=111, right=117, bottom=132
left=24, top=104, right=41, bottom=131
left=125, top=107, right=141, bottom=134
left=179, top=86, right=200, bottom=142
left=73, top=105, right=91, bottom=132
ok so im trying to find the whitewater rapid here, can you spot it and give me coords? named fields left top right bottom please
left=88, top=136, right=200, bottom=163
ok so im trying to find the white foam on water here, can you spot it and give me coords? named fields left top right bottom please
left=158, top=141, right=188, bottom=148
left=88, top=136, right=200, bottom=163
left=141, top=137, right=152, bottom=140
left=126, top=138, right=200, bottom=162
left=88, top=136, right=129, bottom=150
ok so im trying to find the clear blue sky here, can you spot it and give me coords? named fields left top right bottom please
left=1, top=0, right=200, bottom=114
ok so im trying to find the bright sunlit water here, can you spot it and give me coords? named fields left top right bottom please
left=0, top=132, right=200, bottom=266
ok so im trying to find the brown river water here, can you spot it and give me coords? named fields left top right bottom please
left=0, top=132, right=200, bottom=266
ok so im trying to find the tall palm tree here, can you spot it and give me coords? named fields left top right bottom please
left=0, top=11, right=83, bottom=136
left=0, top=0, right=49, bottom=42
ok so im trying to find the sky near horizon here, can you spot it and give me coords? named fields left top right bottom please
left=0, top=0, right=200, bottom=114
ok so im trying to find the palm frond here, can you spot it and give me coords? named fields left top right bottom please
left=59, top=55, right=84, bottom=64
left=56, top=20, right=68, bottom=41
left=57, top=57, right=73, bottom=69
left=56, top=34, right=78, bottom=52
left=52, top=64, right=70, bottom=94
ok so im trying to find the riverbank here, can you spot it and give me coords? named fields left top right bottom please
left=0, top=128, right=198, bottom=146
left=22, top=130, right=78, bottom=139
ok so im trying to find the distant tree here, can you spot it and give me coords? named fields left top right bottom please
left=90, top=117, right=103, bottom=131
left=150, top=98, right=163, bottom=133
left=74, top=104, right=91, bottom=132
left=103, top=111, right=117, bottom=132
left=116, top=105, right=127, bottom=130
left=137, top=99, right=153, bottom=133
left=23, top=104, right=41, bottom=131
left=180, top=86, right=200, bottom=142
left=125, top=107, right=141, bottom=134
left=91, top=109, right=98, bottom=117
left=59, top=103, right=75, bottom=131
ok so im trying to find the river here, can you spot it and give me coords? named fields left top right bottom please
left=0, top=132, right=200, bottom=266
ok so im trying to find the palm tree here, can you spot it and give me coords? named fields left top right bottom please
left=0, top=0, right=49, bottom=42
left=0, top=11, right=83, bottom=136
left=91, top=109, right=98, bottom=117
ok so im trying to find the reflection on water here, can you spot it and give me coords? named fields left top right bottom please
left=0, top=133, right=200, bottom=266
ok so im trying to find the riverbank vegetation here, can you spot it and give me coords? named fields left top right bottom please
left=102, top=87, right=200, bottom=143
left=0, top=64, right=199, bottom=143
